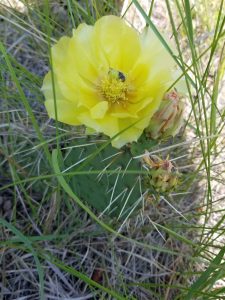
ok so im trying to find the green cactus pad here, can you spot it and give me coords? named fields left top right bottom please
left=63, top=136, right=148, bottom=220
left=130, top=134, right=158, bottom=156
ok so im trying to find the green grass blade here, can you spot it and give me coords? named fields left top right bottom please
left=184, top=246, right=225, bottom=299
left=0, top=41, right=52, bottom=165
left=184, top=0, right=194, bottom=45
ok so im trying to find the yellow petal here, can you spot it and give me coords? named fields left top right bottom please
left=43, top=72, right=82, bottom=125
left=111, top=111, right=137, bottom=118
left=92, top=15, right=141, bottom=72
left=112, top=122, right=143, bottom=148
left=77, top=83, right=101, bottom=108
left=45, top=99, right=81, bottom=125
left=51, top=36, right=71, bottom=65
left=132, top=27, right=175, bottom=94
left=42, top=71, right=79, bottom=106
left=140, top=27, right=174, bottom=70
left=78, top=111, right=119, bottom=137
left=71, top=24, right=103, bottom=82
left=90, top=101, right=108, bottom=119
left=129, top=62, right=150, bottom=88
left=98, top=116, right=119, bottom=137
left=50, top=27, right=99, bottom=99
left=126, top=97, right=153, bottom=114
left=110, top=104, right=138, bottom=118
left=134, top=97, right=163, bottom=130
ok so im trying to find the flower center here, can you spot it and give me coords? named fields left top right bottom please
left=98, top=68, right=129, bottom=106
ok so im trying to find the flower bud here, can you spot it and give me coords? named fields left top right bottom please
left=145, top=89, right=184, bottom=140
left=142, top=153, right=179, bottom=193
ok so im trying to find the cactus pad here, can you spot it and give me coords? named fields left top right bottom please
left=63, top=136, right=148, bottom=220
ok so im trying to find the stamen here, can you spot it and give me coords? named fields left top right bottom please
left=98, top=68, right=129, bottom=106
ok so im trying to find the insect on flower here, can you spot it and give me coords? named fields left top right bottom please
left=108, top=68, right=126, bottom=82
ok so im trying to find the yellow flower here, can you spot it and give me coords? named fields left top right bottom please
left=42, top=15, right=178, bottom=148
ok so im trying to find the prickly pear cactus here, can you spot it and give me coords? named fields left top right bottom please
left=63, top=134, right=157, bottom=220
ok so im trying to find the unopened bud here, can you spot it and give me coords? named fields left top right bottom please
left=145, top=89, right=184, bottom=140
left=142, top=153, right=179, bottom=193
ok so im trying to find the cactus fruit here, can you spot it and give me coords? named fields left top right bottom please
left=145, top=89, right=184, bottom=140
left=142, top=152, right=180, bottom=193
